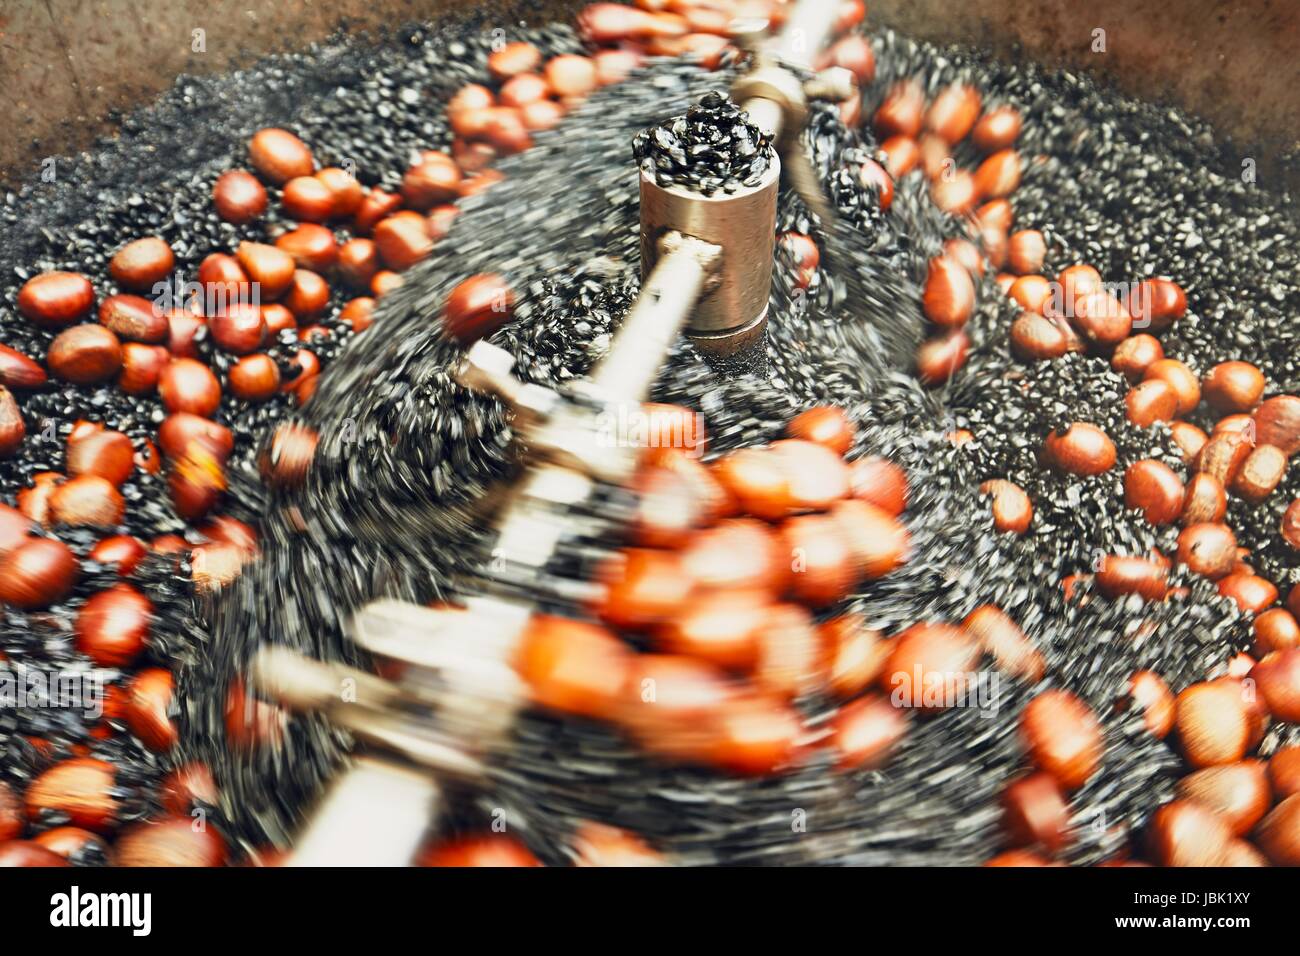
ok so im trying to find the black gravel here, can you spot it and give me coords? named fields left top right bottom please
left=1, top=9, right=1298, bottom=867
left=632, top=89, right=775, bottom=195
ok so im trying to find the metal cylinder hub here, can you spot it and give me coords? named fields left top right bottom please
left=638, top=153, right=781, bottom=358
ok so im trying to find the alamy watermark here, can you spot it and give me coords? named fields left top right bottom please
left=887, top=666, right=1001, bottom=715
left=0, top=666, right=105, bottom=719
left=594, top=403, right=706, bottom=458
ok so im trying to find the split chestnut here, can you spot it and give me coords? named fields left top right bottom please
left=1231, top=444, right=1286, bottom=503
left=1002, top=773, right=1068, bottom=852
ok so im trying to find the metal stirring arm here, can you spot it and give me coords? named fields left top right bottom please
left=250, top=236, right=723, bottom=866
left=731, top=0, right=856, bottom=223
left=248, top=8, right=852, bottom=865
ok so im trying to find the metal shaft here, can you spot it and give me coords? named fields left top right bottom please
left=743, top=96, right=785, bottom=141
left=770, top=0, right=840, bottom=71
left=638, top=163, right=778, bottom=358
left=597, top=234, right=721, bottom=398
left=286, top=757, right=440, bottom=867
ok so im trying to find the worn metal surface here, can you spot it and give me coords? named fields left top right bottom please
left=1, top=0, right=1297, bottom=188
left=0, top=0, right=571, bottom=184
